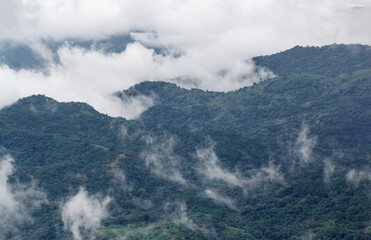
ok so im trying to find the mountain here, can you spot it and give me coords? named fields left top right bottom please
left=0, top=35, right=132, bottom=70
left=0, top=44, right=370, bottom=239
left=253, top=44, right=371, bottom=76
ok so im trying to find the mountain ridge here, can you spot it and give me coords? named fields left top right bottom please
left=0, top=44, right=370, bottom=239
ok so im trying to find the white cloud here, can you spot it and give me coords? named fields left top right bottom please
left=0, top=0, right=370, bottom=117
left=117, top=124, right=128, bottom=140
left=196, top=143, right=246, bottom=187
left=0, top=43, right=157, bottom=118
left=140, top=134, right=187, bottom=185
left=346, top=168, right=371, bottom=186
left=295, top=124, right=317, bottom=164
left=0, top=155, right=18, bottom=211
left=111, top=169, right=133, bottom=193
left=246, top=161, right=284, bottom=185
left=322, top=152, right=343, bottom=183
left=1, top=0, right=371, bottom=48
left=61, top=187, right=111, bottom=240
left=204, top=189, right=237, bottom=210
left=117, top=91, right=156, bottom=119
left=196, top=142, right=283, bottom=188
left=0, top=153, right=46, bottom=236
left=164, top=202, right=197, bottom=230
left=0, top=42, right=269, bottom=118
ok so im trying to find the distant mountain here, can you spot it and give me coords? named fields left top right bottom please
left=254, top=44, right=371, bottom=76
left=0, top=44, right=370, bottom=239
left=0, top=34, right=132, bottom=70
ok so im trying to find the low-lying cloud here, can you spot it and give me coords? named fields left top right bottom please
left=196, top=142, right=283, bottom=189
left=323, top=158, right=336, bottom=183
left=61, top=187, right=111, bottom=240
left=0, top=153, right=46, bottom=236
left=117, top=124, right=128, bottom=140
left=164, top=202, right=197, bottom=230
left=204, top=189, right=237, bottom=210
left=346, top=168, right=371, bottom=186
left=196, top=143, right=246, bottom=187
left=117, top=92, right=156, bottom=119
left=141, top=134, right=187, bottom=185
left=197, top=141, right=283, bottom=209
left=118, top=202, right=208, bottom=239
left=246, top=161, right=284, bottom=185
left=295, top=124, right=317, bottom=164
left=111, top=169, right=133, bottom=193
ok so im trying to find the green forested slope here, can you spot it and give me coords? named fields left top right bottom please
left=0, top=44, right=370, bottom=239
left=253, top=44, right=371, bottom=76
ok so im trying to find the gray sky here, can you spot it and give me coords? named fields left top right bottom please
left=0, top=0, right=370, bottom=118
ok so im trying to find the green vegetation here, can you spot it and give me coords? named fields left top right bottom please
left=0, top=44, right=370, bottom=239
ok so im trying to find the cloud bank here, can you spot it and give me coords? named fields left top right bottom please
left=0, top=42, right=271, bottom=118
left=0, top=43, right=158, bottom=118
left=1, top=0, right=370, bottom=117
left=61, top=187, right=111, bottom=240
left=1, top=0, right=370, bottom=48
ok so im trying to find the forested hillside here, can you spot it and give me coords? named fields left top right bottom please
left=0, top=44, right=370, bottom=239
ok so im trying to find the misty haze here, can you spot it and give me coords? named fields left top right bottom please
left=0, top=0, right=370, bottom=239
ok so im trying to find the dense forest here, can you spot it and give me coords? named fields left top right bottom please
left=0, top=44, right=370, bottom=239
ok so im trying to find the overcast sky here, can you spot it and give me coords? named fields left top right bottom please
left=0, top=0, right=370, bottom=118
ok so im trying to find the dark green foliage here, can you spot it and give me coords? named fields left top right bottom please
left=0, top=44, right=370, bottom=239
